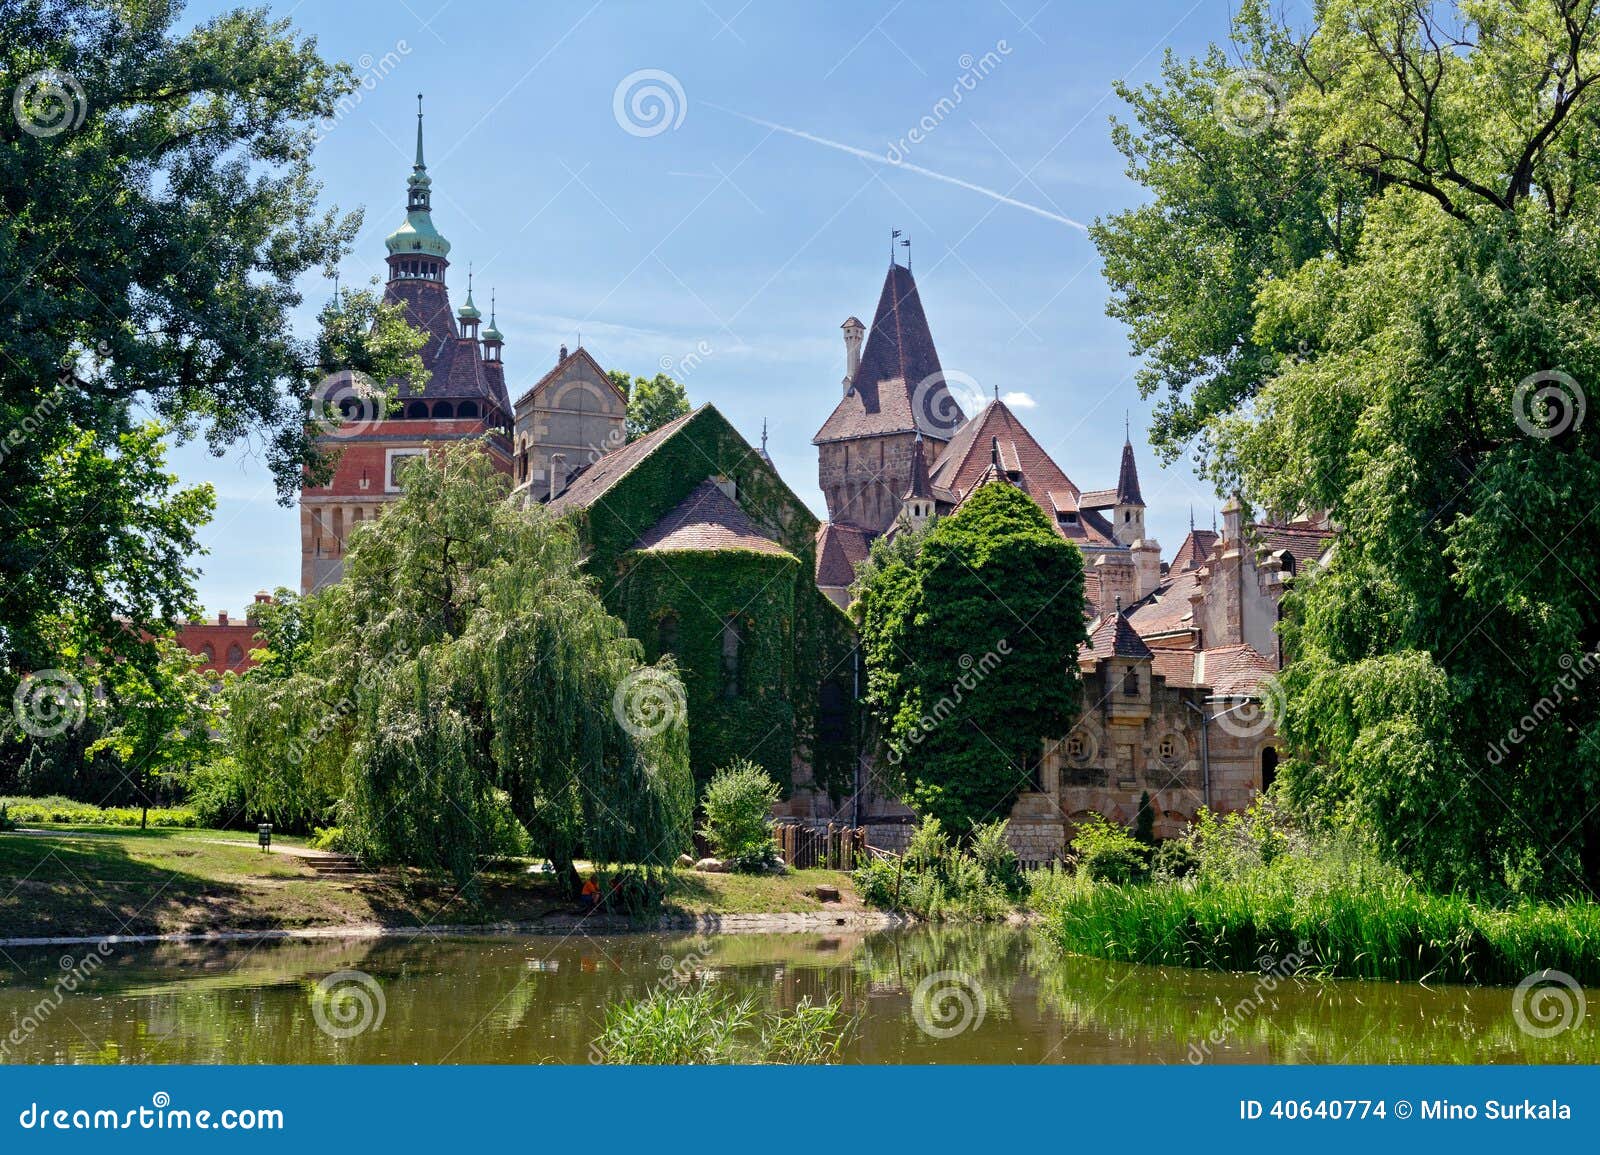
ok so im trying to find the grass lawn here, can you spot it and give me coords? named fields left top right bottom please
left=0, top=825, right=860, bottom=940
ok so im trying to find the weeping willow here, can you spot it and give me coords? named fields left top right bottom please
left=225, top=441, right=693, bottom=887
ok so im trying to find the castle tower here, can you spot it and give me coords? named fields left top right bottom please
left=813, top=257, right=962, bottom=535
left=1110, top=426, right=1146, bottom=547
left=298, top=95, right=514, bottom=593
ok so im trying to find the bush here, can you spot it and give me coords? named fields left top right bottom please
left=1152, top=838, right=1199, bottom=881
left=1069, top=814, right=1149, bottom=884
left=853, top=817, right=1018, bottom=920
left=699, top=759, right=781, bottom=872
left=0, top=796, right=199, bottom=829
left=593, top=986, right=853, bottom=1064
left=187, top=757, right=253, bottom=830
left=310, top=826, right=349, bottom=852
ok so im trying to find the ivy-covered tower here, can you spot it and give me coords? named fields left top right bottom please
left=299, top=96, right=514, bottom=593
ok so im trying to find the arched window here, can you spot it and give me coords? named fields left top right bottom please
left=657, top=613, right=679, bottom=658
left=405, top=401, right=428, bottom=419
left=719, top=618, right=742, bottom=699
left=200, top=644, right=215, bottom=664
left=226, top=643, right=244, bottom=668
left=1261, top=746, right=1279, bottom=793
left=456, top=400, right=478, bottom=419
left=433, top=401, right=454, bottom=419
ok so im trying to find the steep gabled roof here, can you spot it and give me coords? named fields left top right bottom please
left=928, top=399, right=1119, bottom=548
left=632, top=479, right=793, bottom=558
left=903, top=434, right=933, bottom=500
left=1171, top=529, right=1219, bottom=572
left=1116, top=438, right=1144, bottom=505
left=383, top=280, right=511, bottom=416
left=1126, top=567, right=1200, bottom=637
left=816, top=522, right=872, bottom=589
left=813, top=262, right=955, bottom=443
left=1085, top=610, right=1154, bottom=660
left=513, top=345, right=626, bottom=411
left=545, top=405, right=701, bottom=515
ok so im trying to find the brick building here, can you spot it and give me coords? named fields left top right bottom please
left=177, top=592, right=274, bottom=676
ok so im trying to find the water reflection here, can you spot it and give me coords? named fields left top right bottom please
left=0, top=927, right=1590, bottom=1064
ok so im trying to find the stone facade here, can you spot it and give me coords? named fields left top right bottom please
left=511, top=346, right=627, bottom=501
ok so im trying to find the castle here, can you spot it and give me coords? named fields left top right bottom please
left=186, top=103, right=1327, bottom=861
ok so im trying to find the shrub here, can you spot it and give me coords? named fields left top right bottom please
left=1152, top=838, right=1199, bottom=882
left=969, top=818, right=1024, bottom=895
left=1069, top=814, right=1149, bottom=884
left=0, top=796, right=198, bottom=829
left=853, top=817, right=1017, bottom=920
left=310, top=826, right=349, bottom=852
left=187, top=757, right=253, bottom=830
left=0, top=803, right=12, bottom=832
left=699, top=760, right=781, bottom=872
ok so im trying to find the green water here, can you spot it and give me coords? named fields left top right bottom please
left=0, top=926, right=1592, bottom=1064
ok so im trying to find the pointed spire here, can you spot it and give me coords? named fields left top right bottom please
left=1116, top=434, right=1144, bottom=506
left=903, top=430, right=933, bottom=500
left=483, top=288, right=503, bottom=343
left=387, top=93, right=449, bottom=259
left=757, top=418, right=773, bottom=465
left=458, top=265, right=480, bottom=320
left=414, top=93, right=426, bottom=169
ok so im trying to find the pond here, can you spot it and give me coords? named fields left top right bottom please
left=0, top=927, right=1592, bottom=1064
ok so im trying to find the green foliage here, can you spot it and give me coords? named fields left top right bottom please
left=1069, top=814, right=1150, bottom=885
left=224, top=442, right=694, bottom=889
left=1134, top=791, right=1155, bottom=845
left=1093, top=0, right=1600, bottom=896
left=186, top=756, right=254, bottom=831
left=309, top=826, right=349, bottom=852
left=699, top=760, right=781, bottom=871
left=0, top=796, right=198, bottom=829
left=854, top=483, right=1087, bottom=833
left=593, top=986, right=853, bottom=1064
left=854, top=817, right=1020, bottom=920
left=0, top=3, right=423, bottom=682
left=0, top=803, right=11, bottom=833
left=608, top=370, right=691, bottom=441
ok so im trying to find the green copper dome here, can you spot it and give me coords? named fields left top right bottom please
left=458, top=272, right=481, bottom=320
left=483, top=289, right=503, bottom=342
left=385, top=95, right=451, bottom=258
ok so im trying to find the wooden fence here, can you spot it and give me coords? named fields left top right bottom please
left=774, top=822, right=871, bottom=870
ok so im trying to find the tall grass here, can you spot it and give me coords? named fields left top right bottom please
left=854, top=817, right=1022, bottom=921
left=1030, top=808, right=1600, bottom=986
left=592, top=986, right=855, bottom=1064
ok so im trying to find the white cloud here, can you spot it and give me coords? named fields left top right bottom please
left=1002, top=391, right=1038, bottom=409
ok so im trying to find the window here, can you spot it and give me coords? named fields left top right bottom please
left=818, top=681, right=849, bottom=745
left=456, top=400, right=478, bottom=419
left=1065, top=732, right=1089, bottom=762
left=1158, top=735, right=1178, bottom=763
left=226, top=643, right=244, bottom=668
left=386, top=449, right=427, bottom=491
left=433, top=401, right=454, bottom=419
left=405, top=401, right=428, bottom=419
left=1021, top=749, right=1043, bottom=792
left=656, top=613, right=679, bottom=658
left=200, top=644, right=215, bottom=664
left=1122, top=666, right=1139, bottom=696
left=1261, top=746, right=1279, bottom=792
left=719, top=618, right=742, bottom=699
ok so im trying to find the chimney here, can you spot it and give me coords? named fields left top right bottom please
left=841, top=316, right=864, bottom=393
left=1093, top=553, right=1136, bottom=619
left=1222, top=495, right=1244, bottom=542
left=1132, top=539, right=1162, bottom=600
left=254, top=591, right=272, bottom=604
left=548, top=453, right=567, bottom=503
left=217, top=611, right=228, bottom=627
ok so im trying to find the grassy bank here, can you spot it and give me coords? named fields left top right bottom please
left=1028, top=811, right=1600, bottom=986
left=0, top=824, right=859, bottom=940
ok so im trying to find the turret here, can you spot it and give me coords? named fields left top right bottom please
left=457, top=268, right=481, bottom=340
left=899, top=432, right=934, bottom=529
left=481, top=289, right=504, bottom=363
left=841, top=315, right=864, bottom=394
left=1111, top=420, right=1146, bottom=547
left=384, top=94, right=451, bottom=283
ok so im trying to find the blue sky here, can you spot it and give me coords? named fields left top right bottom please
left=175, top=0, right=1238, bottom=613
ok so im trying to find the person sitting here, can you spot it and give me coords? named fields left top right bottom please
left=579, top=875, right=600, bottom=911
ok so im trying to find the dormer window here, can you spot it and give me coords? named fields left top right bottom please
left=1058, top=511, right=1078, bottom=525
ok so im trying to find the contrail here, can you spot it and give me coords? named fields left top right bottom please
left=705, top=103, right=1087, bottom=231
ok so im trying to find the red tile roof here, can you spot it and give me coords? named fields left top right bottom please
left=1171, top=529, right=1219, bottom=572
left=928, top=400, right=1119, bottom=548
left=1248, top=521, right=1335, bottom=565
left=1196, top=643, right=1278, bottom=696
left=384, top=278, right=510, bottom=416
left=1085, top=611, right=1154, bottom=660
left=1152, top=649, right=1198, bottom=688
left=813, top=262, right=957, bottom=443
left=816, top=522, right=872, bottom=589
left=1078, top=487, right=1117, bottom=510
left=633, top=479, right=793, bottom=558
left=1126, top=568, right=1200, bottom=637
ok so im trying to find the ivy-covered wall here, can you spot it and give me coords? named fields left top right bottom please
left=566, top=405, right=859, bottom=801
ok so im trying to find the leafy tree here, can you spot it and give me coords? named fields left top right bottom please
left=699, top=759, right=781, bottom=871
left=225, top=442, right=694, bottom=889
left=609, top=370, right=691, bottom=441
left=88, top=638, right=218, bottom=828
left=1135, top=790, right=1156, bottom=846
left=1094, top=0, right=1600, bottom=896
left=0, top=1, right=424, bottom=679
left=853, top=483, right=1087, bottom=834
